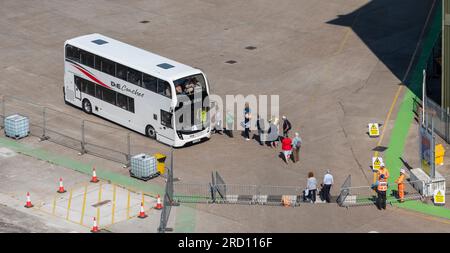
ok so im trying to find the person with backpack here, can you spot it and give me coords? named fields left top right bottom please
left=282, top=115, right=292, bottom=137
left=292, top=132, right=302, bottom=163
left=256, top=115, right=266, bottom=145
left=243, top=102, right=252, bottom=141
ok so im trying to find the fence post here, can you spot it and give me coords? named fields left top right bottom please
left=444, top=107, right=450, bottom=142
left=126, top=132, right=131, bottom=168
left=80, top=120, right=86, bottom=154
left=0, top=96, right=5, bottom=129
left=40, top=107, right=49, bottom=141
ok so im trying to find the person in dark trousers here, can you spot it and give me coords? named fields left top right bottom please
left=306, top=172, right=318, bottom=203
left=243, top=102, right=251, bottom=140
left=282, top=115, right=292, bottom=137
left=322, top=170, right=334, bottom=203
left=256, top=115, right=265, bottom=145
left=375, top=174, right=388, bottom=210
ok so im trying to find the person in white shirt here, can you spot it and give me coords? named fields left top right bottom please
left=322, top=170, right=334, bottom=203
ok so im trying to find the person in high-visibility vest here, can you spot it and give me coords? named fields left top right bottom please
left=395, top=169, right=406, bottom=202
left=376, top=164, right=390, bottom=182
left=376, top=173, right=388, bottom=210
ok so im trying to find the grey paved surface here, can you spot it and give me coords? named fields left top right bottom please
left=1, top=0, right=449, bottom=232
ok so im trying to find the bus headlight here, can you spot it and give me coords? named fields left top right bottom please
left=177, top=132, right=183, bottom=140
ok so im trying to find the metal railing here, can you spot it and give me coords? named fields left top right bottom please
left=337, top=175, right=351, bottom=206
left=0, top=94, right=170, bottom=167
left=423, top=97, right=450, bottom=143
left=339, top=178, right=425, bottom=208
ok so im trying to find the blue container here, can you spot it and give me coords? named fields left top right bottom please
left=4, top=114, right=29, bottom=139
left=130, top=153, right=158, bottom=180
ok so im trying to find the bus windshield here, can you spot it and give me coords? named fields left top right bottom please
left=174, top=74, right=209, bottom=133
left=173, top=74, right=206, bottom=96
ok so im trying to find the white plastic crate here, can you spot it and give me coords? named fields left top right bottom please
left=4, top=114, right=29, bottom=139
left=130, top=153, right=158, bottom=180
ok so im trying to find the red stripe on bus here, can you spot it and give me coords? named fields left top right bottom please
left=73, top=64, right=110, bottom=89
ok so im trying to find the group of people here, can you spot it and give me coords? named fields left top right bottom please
left=239, top=103, right=303, bottom=163
left=302, top=170, right=334, bottom=203
left=211, top=103, right=409, bottom=206
left=175, top=77, right=201, bottom=95
left=372, top=164, right=406, bottom=210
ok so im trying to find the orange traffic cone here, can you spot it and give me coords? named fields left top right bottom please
left=90, top=217, right=99, bottom=233
left=24, top=192, right=33, bottom=208
left=138, top=202, right=148, bottom=218
left=154, top=195, right=163, bottom=210
left=57, top=177, right=66, bottom=193
left=90, top=167, right=99, bottom=183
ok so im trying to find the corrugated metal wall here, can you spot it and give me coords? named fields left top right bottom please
left=443, top=0, right=450, bottom=108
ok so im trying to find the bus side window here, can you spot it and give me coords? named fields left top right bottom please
left=116, top=63, right=127, bottom=81
left=99, top=57, right=115, bottom=76
left=66, top=45, right=80, bottom=62
left=94, top=56, right=102, bottom=71
left=103, top=87, right=116, bottom=105
left=157, top=80, right=171, bottom=98
left=127, top=68, right=142, bottom=86
left=117, top=93, right=128, bottom=110
left=80, top=50, right=95, bottom=68
left=142, top=74, right=157, bottom=92
left=128, top=97, right=135, bottom=113
left=95, top=84, right=104, bottom=99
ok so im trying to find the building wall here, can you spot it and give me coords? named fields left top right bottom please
left=442, top=0, right=450, bottom=108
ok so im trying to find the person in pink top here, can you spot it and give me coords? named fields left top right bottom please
left=281, top=135, right=292, bottom=163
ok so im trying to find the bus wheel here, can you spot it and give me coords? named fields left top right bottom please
left=145, top=125, right=156, bottom=139
left=82, top=99, right=92, bottom=114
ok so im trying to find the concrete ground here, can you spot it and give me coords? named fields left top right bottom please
left=1, top=0, right=449, bottom=232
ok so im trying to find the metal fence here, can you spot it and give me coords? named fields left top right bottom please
left=215, top=171, right=226, bottom=200
left=0, top=94, right=170, bottom=167
left=423, top=97, right=450, bottom=143
left=337, top=175, right=351, bottom=206
left=338, top=177, right=424, bottom=208
left=169, top=171, right=315, bottom=206
left=158, top=193, right=173, bottom=233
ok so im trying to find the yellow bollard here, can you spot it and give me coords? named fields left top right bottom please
left=97, top=183, right=102, bottom=225
left=111, top=184, right=116, bottom=225
left=126, top=190, right=131, bottom=220
left=80, top=185, right=88, bottom=225
left=66, top=189, right=73, bottom=220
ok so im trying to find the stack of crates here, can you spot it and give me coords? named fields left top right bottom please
left=4, top=114, right=29, bottom=139
left=130, top=153, right=159, bottom=181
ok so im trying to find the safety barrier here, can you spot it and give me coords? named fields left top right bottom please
left=423, top=98, right=449, bottom=143
left=337, top=175, right=351, bottom=206
left=167, top=171, right=326, bottom=206
left=339, top=178, right=425, bottom=208
left=0, top=94, right=171, bottom=167
left=173, top=183, right=215, bottom=203
left=158, top=193, right=173, bottom=233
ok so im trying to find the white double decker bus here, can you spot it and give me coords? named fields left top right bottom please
left=63, top=33, right=211, bottom=147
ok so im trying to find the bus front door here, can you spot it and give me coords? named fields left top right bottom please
left=157, top=109, right=175, bottom=145
left=74, top=81, right=81, bottom=100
